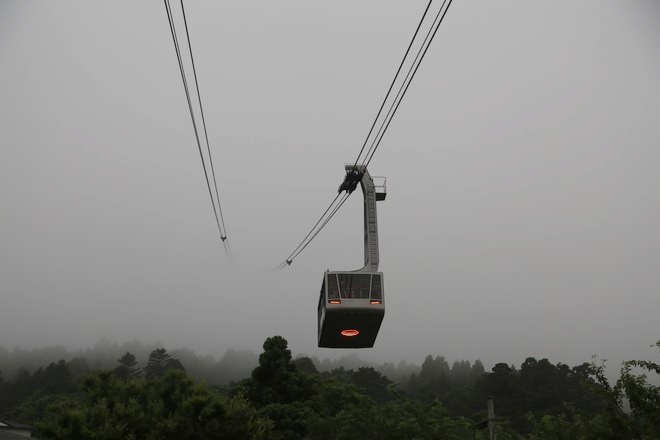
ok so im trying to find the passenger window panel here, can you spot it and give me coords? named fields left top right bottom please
left=370, top=274, right=382, bottom=300
left=327, top=273, right=340, bottom=299
left=337, top=274, right=371, bottom=299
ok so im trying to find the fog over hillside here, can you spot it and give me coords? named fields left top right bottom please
left=1, top=0, right=659, bottom=375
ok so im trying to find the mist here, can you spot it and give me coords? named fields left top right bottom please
left=1, top=0, right=659, bottom=378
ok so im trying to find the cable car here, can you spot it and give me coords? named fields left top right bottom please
left=318, top=165, right=386, bottom=348
left=318, top=271, right=384, bottom=348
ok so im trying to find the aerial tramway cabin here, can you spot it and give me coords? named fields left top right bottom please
left=317, top=165, right=386, bottom=348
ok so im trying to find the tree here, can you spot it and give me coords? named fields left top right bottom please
left=349, top=367, right=395, bottom=404
left=408, top=355, right=452, bottom=404
left=144, top=348, right=184, bottom=380
left=293, top=357, right=318, bottom=375
left=526, top=344, right=660, bottom=440
left=39, top=369, right=272, bottom=439
left=469, top=359, right=486, bottom=381
left=243, top=336, right=313, bottom=407
left=115, top=351, right=140, bottom=380
left=587, top=342, right=660, bottom=439
left=619, top=347, right=660, bottom=437
left=308, top=399, right=471, bottom=440
left=67, top=357, right=91, bottom=381
left=476, top=363, right=523, bottom=430
left=0, top=370, right=7, bottom=411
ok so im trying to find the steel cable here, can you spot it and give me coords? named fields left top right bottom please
left=351, top=0, right=434, bottom=169
left=274, top=192, right=344, bottom=270
left=277, top=0, right=454, bottom=267
left=362, top=0, right=453, bottom=169
left=180, top=0, right=230, bottom=245
left=164, top=0, right=230, bottom=255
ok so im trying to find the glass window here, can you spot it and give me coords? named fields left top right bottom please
left=370, top=274, right=382, bottom=300
left=327, top=273, right=340, bottom=299
left=319, top=279, right=326, bottom=304
left=337, top=274, right=371, bottom=299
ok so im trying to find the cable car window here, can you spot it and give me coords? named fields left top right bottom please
left=320, top=280, right=326, bottom=303
left=327, top=273, right=340, bottom=299
left=337, top=274, right=371, bottom=299
left=371, top=274, right=382, bottom=300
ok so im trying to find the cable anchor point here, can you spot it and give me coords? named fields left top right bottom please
left=338, top=168, right=363, bottom=194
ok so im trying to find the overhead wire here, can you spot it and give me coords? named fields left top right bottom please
left=275, top=192, right=350, bottom=271
left=277, top=0, right=454, bottom=268
left=179, top=0, right=229, bottom=250
left=351, top=0, right=434, bottom=169
left=164, top=0, right=230, bottom=256
left=274, top=192, right=344, bottom=270
left=362, top=0, right=453, bottom=169
left=288, top=192, right=351, bottom=264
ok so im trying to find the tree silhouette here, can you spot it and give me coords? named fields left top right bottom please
left=243, top=336, right=313, bottom=407
left=115, top=351, right=140, bottom=380
left=144, top=348, right=184, bottom=380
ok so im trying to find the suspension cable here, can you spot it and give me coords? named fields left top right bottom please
left=164, top=0, right=230, bottom=255
left=362, top=0, right=453, bottom=169
left=351, top=0, right=434, bottom=169
left=278, top=0, right=454, bottom=267
left=275, top=192, right=344, bottom=270
left=180, top=0, right=230, bottom=246
left=288, top=192, right=351, bottom=264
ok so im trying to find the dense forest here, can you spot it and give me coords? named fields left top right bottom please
left=0, top=337, right=658, bottom=439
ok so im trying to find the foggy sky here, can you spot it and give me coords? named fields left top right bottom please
left=1, top=0, right=659, bottom=371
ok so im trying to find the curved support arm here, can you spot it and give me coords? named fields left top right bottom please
left=343, top=165, right=382, bottom=272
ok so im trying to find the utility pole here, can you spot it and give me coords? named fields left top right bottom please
left=474, top=396, right=497, bottom=440
left=487, top=396, right=496, bottom=440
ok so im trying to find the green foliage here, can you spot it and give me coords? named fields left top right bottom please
left=619, top=359, right=660, bottom=436
left=306, top=374, right=365, bottom=417
left=528, top=412, right=615, bottom=440
left=240, top=336, right=315, bottom=407
left=39, top=369, right=272, bottom=440
left=308, top=400, right=471, bottom=440
left=475, top=358, right=608, bottom=433
left=259, top=402, right=316, bottom=440
left=115, top=351, right=141, bottom=380
left=293, top=356, right=319, bottom=375
left=526, top=343, right=660, bottom=440
left=585, top=343, right=660, bottom=439
left=0, top=358, right=79, bottom=426
left=349, top=367, right=396, bottom=404
left=3, top=336, right=659, bottom=440
left=404, top=356, right=485, bottom=419
left=240, top=337, right=472, bottom=440
left=144, top=348, right=184, bottom=380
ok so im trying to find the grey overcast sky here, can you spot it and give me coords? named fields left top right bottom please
left=1, top=1, right=659, bottom=369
